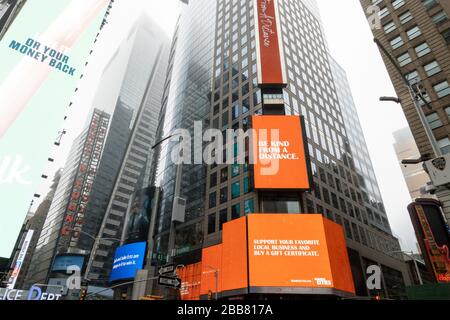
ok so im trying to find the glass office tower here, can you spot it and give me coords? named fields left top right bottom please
left=150, top=0, right=410, bottom=299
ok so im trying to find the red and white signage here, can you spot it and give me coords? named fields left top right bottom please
left=254, top=0, right=286, bottom=87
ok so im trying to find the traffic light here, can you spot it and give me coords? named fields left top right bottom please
left=79, top=288, right=87, bottom=300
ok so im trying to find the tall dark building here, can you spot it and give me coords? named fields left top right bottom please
left=359, top=0, right=450, bottom=224
left=84, top=16, right=170, bottom=287
left=148, top=0, right=410, bottom=299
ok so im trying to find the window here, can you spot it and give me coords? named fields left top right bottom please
left=397, top=52, right=412, bottom=66
left=231, top=164, right=239, bottom=177
left=392, top=0, right=405, bottom=10
left=379, top=7, right=389, bottom=19
left=244, top=177, right=251, bottom=193
left=399, top=11, right=413, bottom=24
left=406, top=26, right=421, bottom=40
left=432, top=10, right=448, bottom=26
left=404, top=70, right=421, bottom=85
left=383, top=21, right=397, bottom=34
left=244, top=199, right=254, bottom=214
left=210, top=172, right=217, bottom=188
left=442, top=29, right=450, bottom=45
left=231, top=204, right=240, bottom=220
left=390, top=35, right=404, bottom=49
left=209, top=192, right=216, bottom=208
left=438, top=138, right=450, bottom=155
left=422, top=0, right=438, bottom=10
left=208, top=214, right=216, bottom=234
left=220, top=187, right=228, bottom=204
left=434, top=81, right=450, bottom=98
left=231, top=181, right=240, bottom=199
left=219, top=209, right=228, bottom=231
left=414, top=42, right=431, bottom=57
left=220, top=167, right=228, bottom=182
left=424, top=60, right=441, bottom=77
left=426, top=113, right=443, bottom=130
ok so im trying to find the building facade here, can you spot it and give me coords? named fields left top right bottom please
left=148, top=0, right=410, bottom=299
left=84, top=16, right=170, bottom=286
left=360, top=0, right=450, bottom=223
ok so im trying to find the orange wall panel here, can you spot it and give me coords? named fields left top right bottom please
left=200, top=244, right=222, bottom=296
left=323, top=218, right=355, bottom=294
left=222, top=216, right=248, bottom=293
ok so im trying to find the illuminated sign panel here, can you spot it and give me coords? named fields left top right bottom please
left=254, top=0, right=286, bottom=86
left=408, top=201, right=450, bottom=283
left=196, top=215, right=354, bottom=298
left=51, top=254, right=85, bottom=272
left=60, top=110, right=109, bottom=249
left=252, top=115, right=311, bottom=190
left=7, top=230, right=34, bottom=289
left=109, top=242, right=146, bottom=283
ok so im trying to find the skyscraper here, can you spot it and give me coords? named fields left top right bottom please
left=148, top=0, right=409, bottom=299
left=25, top=109, right=113, bottom=287
left=359, top=0, right=450, bottom=223
left=83, top=16, right=170, bottom=286
left=23, top=14, right=170, bottom=291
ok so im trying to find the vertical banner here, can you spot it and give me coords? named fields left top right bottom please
left=254, top=0, right=286, bottom=86
left=7, top=229, right=34, bottom=289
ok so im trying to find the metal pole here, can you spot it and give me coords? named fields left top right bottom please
left=374, top=38, right=441, bottom=157
left=215, top=270, right=218, bottom=300
left=409, top=252, right=424, bottom=286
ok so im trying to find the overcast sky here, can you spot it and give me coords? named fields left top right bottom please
left=31, top=0, right=418, bottom=253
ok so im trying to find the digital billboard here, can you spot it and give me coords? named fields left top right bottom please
left=254, top=0, right=286, bottom=86
left=408, top=200, right=450, bottom=283
left=124, top=187, right=155, bottom=244
left=109, top=242, right=146, bottom=283
left=247, top=214, right=353, bottom=293
left=252, top=115, right=311, bottom=190
left=197, top=214, right=354, bottom=298
left=51, top=254, right=85, bottom=272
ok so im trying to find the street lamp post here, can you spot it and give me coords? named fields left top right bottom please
left=374, top=38, right=441, bottom=157
left=203, top=265, right=219, bottom=300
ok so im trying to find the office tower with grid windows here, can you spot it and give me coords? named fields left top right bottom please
left=84, top=16, right=170, bottom=287
left=149, top=0, right=409, bottom=299
left=360, top=0, right=450, bottom=223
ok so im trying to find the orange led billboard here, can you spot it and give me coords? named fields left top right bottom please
left=194, top=214, right=354, bottom=299
left=247, top=214, right=355, bottom=294
left=254, top=0, right=286, bottom=86
left=252, top=115, right=311, bottom=190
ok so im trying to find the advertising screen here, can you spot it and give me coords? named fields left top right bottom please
left=248, top=214, right=334, bottom=288
left=109, top=242, right=146, bottom=283
left=252, top=115, right=311, bottom=190
left=198, top=215, right=354, bottom=298
left=51, top=254, right=85, bottom=272
left=408, top=200, right=450, bottom=283
left=254, top=0, right=286, bottom=86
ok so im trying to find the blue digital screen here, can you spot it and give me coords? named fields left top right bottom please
left=51, top=255, right=85, bottom=272
left=109, top=242, right=146, bottom=282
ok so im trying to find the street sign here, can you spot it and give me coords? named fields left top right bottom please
left=158, top=264, right=175, bottom=275
left=158, top=275, right=181, bottom=289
